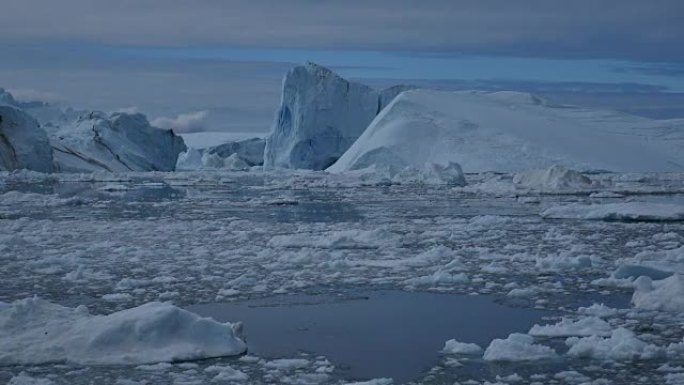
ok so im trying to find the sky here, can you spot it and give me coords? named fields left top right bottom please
left=1, top=0, right=683, bottom=132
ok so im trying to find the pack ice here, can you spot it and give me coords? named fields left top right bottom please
left=264, top=62, right=412, bottom=170
left=328, top=89, right=684, bottom=173
left=0, top=297, right=246, bottom=365
left=52, top=111, right=187, bottom=172
left=0, top=101, right=54, bottom=173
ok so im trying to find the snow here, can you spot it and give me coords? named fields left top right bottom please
left=441, top=339, right=484, bottom=355
left=0, top=297, right=246, bottom=365
left=513, top=165, right=593, bottom=191
left=529, top=316, right=613, bottom=337
left=51, top=111, right=186, bottom=173
left=483, top=333, right=557, bottom=362
left=565, top=327, right=662, bottom=361
left=0, top=104, right=54, bottom=173
left=264, top=63, right=409, bottom=170
left=632, top=275, right=684, bottom=312
left=542, top=202, right=684, bottom=222
left=329, top=89, right=684, bottom=173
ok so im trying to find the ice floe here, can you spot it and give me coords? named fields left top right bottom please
left=0, top=297, right=246, bottom=365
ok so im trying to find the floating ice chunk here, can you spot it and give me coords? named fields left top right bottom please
left=553, top=371, right=591, bottom=384
left=403, top=265, right=469, bottom=286
left=566, top=327, right=662, bottom=361
left=632, top=275, right=684, bottom=312
left=542, top=202, right=684, bottom=222
left=397, top=162, right=467, bottom=186
left=483, top=333, right=557, bottom=362
left=611, top=264, right=673, bottom=281
left=342, top=379, right=393, bottom=385
left=577, top=303, right=619, bottom=318
left=0, top=297, right=246, bottom=365
left=665, top=373, right=684, bottom=385
left=513, top=165, right=593, bottom=191
left=507, top=287, right=537, bottom=298
left=441, top=339, right=484, bottom=355
left=268, top=229, right=400, bottom=249
left=8, top=373, right=55, bottom=385
left=205, top=364, right=249, bottom=382
left=535, top=253, right=593, bottom=272
left=529, top=316, right=612, bottom=337
left=264, top=358, right=310, bottom=370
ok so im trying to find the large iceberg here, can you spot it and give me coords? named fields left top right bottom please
left=264, top=63, right=412, bottom=170
left=0, top=104, right=55, bottom=173
left=52, top=111, right=187, bottom=172
left=329, top=89, right=684, bottom=173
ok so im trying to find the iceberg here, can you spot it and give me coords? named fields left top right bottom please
left=329, top=89, right=684, bottom=173
left=0, top=104, right=55, bottom=173
left=176, top=137, right=265, bottom=170
left=0, top=297, right=246, bottom=366
left=52, top=111, right=187, bottom=172
left=203, top=137, right=265, bottom=166
left=264, top=63, right=412, bottom=170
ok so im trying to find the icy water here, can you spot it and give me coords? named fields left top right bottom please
left=189, top=291, right=551, bottom=383
left=2, top=170, right=684, bottom=384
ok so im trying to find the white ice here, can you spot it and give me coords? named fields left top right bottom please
left=329, top=89, right=684, bottom=173
left=0, top=297, right=246, bottom=365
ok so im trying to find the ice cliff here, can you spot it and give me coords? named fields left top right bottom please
left=263, top=63, right=412, bottom=170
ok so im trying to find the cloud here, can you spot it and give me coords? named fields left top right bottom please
left=151, top=110, right=210, bottom=133
left=1, top=0, right=683, bottom=61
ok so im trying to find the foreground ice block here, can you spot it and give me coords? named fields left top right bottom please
left=0, top=297, right=246, bottom=365
left=329, top=89, right=684, bottom=173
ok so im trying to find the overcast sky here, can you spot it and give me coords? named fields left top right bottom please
left=1, top=0, right=683, bottom=132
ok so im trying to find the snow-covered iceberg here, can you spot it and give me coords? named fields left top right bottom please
left=264, top=63, right=412, bottom=170
left=52, top=111, right=187, bottom=172
left=204, top=137, right=265, bottom=166
left=328, top=89, right=684, bottom=173
left=0, top=104, right=55, bottom=173
left=0, top=297, right=246, bottom=365
left=176, top=137, right=265, bottom=170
